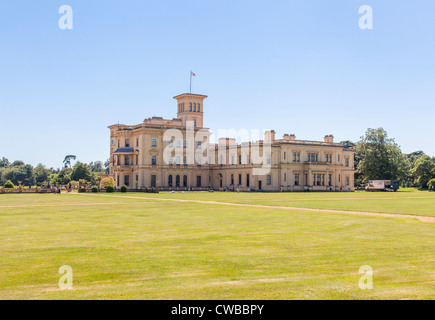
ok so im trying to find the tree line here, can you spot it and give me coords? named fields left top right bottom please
left=0, top=156, right=110, bottom=187
left=345, top=128, right=435, bottom=189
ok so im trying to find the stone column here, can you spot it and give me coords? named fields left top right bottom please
left=308, top=169, right=312, bottom=188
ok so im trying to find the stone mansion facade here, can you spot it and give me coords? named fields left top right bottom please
left=109, top=93, right=355, bottom=191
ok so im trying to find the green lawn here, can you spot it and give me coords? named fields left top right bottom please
left=93, top=189, right=435, bottom=218
left=0, top=191, right=434, bottom=299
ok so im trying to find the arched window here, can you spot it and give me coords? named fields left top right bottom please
left=176, top=175, right=180, bottom=187
left=168, top=175, right=173, bottom=187
left=193, top=103, right=196, bottom=112
left=189, top=103, right=192, bottom=111
left=183, top=175, right=188, bottom=187
left=197, top=104, right=200, bottom=112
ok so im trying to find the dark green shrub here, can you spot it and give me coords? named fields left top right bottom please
left=121, top=185, right=128, bottom=193
left=106, top=185, right=114, bottom=193
left=92, top=186, right=98, bottom=193
left=4, top=180, right=15, bottom=188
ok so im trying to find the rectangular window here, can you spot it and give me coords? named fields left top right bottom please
left=284, top=173, right=287, bottom=182
left=267, top=175, right=271, bottom=185
left=184, top=140, right=187, bottom=148
left=231, top=174, right=234, bottom=185
left=246, top=174, right=250, bottom=187
left=125, top=139, right=130, bottom=148
left=197, top=157, right=201, bottom=166
left=124, top=175, right=130, bottom=186
left=183, top=156, right=187, bottom=165
left=151, top=175, right=156, bottom=187
left=136, top=138, right=139, bottom=147
left=239, top=155, right=242, bottom=165
left=151, top=155, right=156, bottom=165
left=345, top=158, right=349, bottom=167
left=294, top=152, right=301, bottom=162
left=125, top=155, right=130, bottom=165
left=284, top=152, right=286, bottom=160
left=239, top=174, right=242, bottom=185
left=152, top=138, right=157, bottom=147
left=346, top=176, right=350, bottom=186
left=295, top=174, right=299, bottom=186
left=267, top=154, right=271, bottom=165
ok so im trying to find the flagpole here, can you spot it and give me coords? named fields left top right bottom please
left=190, top=71, right=192, bottom=93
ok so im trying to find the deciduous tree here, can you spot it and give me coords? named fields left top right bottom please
left=355, top=128, right=408, bottom=183
left=70, top=162, right=92, bottom=182
left=411, top=155, right=435, bottom=188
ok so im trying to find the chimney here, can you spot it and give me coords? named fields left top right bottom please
left=324, top=135, right=334, bottom=144
left=283, top=134, right=296, bottom=140
left=264, top=130, right=276, bottom=143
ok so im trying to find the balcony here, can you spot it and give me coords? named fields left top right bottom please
left=113, top=165, right=136, bottom=170
left=303, top=161, right=332, bottom=165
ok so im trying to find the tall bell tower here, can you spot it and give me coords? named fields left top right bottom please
left=174, top=93, right=207, bottom=128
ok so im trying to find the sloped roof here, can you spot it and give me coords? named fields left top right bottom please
left=113, top=148, right=137, bottom=154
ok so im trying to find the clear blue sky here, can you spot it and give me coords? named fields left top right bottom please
left=1, top=0, right=434, bottom=169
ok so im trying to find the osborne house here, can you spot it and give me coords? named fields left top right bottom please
left=109, top=93, right=355, bottom=191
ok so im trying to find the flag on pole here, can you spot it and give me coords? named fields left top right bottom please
left=190, top=71, right=196, bottom=93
